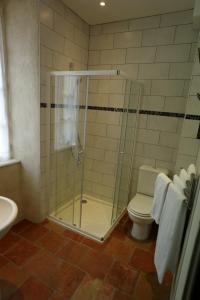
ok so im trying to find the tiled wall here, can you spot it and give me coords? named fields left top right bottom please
left=40, top=0, right=89, bottom=212
left=175, top=32, right=200, bottom=171
left=88, top=10, right=198, bottom=195
left=40, top=4, right=200, bottom=213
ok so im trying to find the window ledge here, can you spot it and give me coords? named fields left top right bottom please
left=0, top=159, right=21, bottom=168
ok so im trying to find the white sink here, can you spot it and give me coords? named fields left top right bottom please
left=0, top=196, right=18, bottom=239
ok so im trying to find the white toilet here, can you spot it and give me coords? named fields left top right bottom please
left=127, top=165, right=168, bottom=241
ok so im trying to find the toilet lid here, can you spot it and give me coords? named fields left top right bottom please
left=128, top=193, right=153, bottom=216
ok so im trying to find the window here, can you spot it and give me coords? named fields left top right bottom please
left=0, top=8, right=10, bottom=161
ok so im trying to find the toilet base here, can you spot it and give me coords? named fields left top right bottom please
left=131, top=222, right=152, bottom=240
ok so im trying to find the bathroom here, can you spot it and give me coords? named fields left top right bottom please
left=0, top=0, right=200, bottom=298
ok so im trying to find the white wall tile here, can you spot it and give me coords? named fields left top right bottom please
left=95, top=111, right=120, bottom=125
left=169, top=63, right=193, bottom=79
left=40, top=2, right=54, bottom=29
left=54, top=12, right=74, bottom=41
left=174, top=24, right=198, bottom=44
left=126, top=47, right=156, bottom=63
left=164, top=96, right=186, bottom=113
left=114, top=31, right=142, bottom=48
left=53, top=53, right=70, bottom=70
left=87, top=123, right=107, bottom=137
left=41, top=24, right=65, bottom=53
left=114, top=64, right=139, bottom=80
left=137, top=128, right=160, bottom=144
left=88, top=51, right=101, bottom=65
left=40, top=46, right=53, bottom=67
left=185, top=96, right=200, bottom=115
left=160, top=10, right=193, bottom=27
left=143, top=144, right=174, bottom=162
left=156, top=44, right=191, bottom=62
left=129, top=16, right=160, bottom=30
left=181, top=120, right=199, bottom=138
left=141, top=95, right=165, bottom=111
left=159, top=132, right=179, bottom=148
left=189, top=76, right=200, bottom=95
left=178, top=137, right=200, bottom=156
left=142, top=27, right=175, bottom=46
left=90, top=34, right=114, bottom=50
left=107, top=125, right=121, bottom=139
left=100, top=49, right=126, bottom=64
left=147, top=115, right=178, bottom=132
left=151, top=80, right=185, bottom=96
left=102, top=21, right=129, bottom=34
left=85, top=147, right=105, bottom=160
left=138, top=63, right=170, bottom=79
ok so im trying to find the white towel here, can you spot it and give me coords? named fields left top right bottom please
left=154, top=183, right=187, bottom=283
left=179, top=168, right=190, bottom=185
left=151, top=173, right=171, bottom=224
left=187, top=164, right=196, bottom=178
left=173, top=174, right=186, bottom=190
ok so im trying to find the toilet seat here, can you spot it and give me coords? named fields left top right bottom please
left=128, top=193, right=153, bottom=218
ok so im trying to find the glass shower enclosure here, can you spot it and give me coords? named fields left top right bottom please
left=48, top=70, right=141, bottom=241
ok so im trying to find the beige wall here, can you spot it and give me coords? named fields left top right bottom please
left=4, top=0, right=42, bottom=222
left=0, top=162, right=22, bottom=221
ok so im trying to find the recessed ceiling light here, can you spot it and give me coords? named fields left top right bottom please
left=100, top=2, right=106, bottom=7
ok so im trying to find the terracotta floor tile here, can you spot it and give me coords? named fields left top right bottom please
left=113, top=290, right=133, bottom=300
left=129, top=248, right=156, bottom=273
left=0, top=263, right=28, bottom=299
left=24, top=251, right=63, bottom=286
left=111, top=225, right=126, bottom=241
left=134, top=273, right=154, bottom=300
left=20, top=223, right=49, bottom=242
left=96, top=281, right=115, bottom=300
left=57, top=239, right=89, bottom=266
left=144, top=272, right=171, bottom=300
left=49, top=291, right=67, bottom=300
left=78, top=248, right=113, bottom=279
left=106, top=261, right=138, bottom=294
left=71, top=275, right=103, bottom=300
left=44, top=221, right=66, bottom=235
left=10, top=277, right=52, bottom=300
left=63, top=228, right=84, bottom=242
left=38, top=231, right=67, bottom=253
left=81, top=236, right=106, bottom=251
left=0, top=232, right=20, bottom=254
left=105, top=237, right=134, bottom=263
left=5, top=239, right=39, bottom=266
left=0, top=255, right=8, bottom=268
left=50, top=262, right=85, bottom=298
left=11, top=219, right=33, bottom=234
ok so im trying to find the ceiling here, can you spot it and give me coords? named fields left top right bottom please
left=62, top=0, right=194, bottom=25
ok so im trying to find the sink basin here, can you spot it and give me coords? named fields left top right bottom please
left=0, top=196, right=18, bottom=239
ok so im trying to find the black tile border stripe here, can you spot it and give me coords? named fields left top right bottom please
left=40, top=102, right=200, bottom=120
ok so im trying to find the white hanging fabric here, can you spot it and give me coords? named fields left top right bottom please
left=0, top=12, right=10, bottom=161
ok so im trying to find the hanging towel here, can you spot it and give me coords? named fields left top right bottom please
left=154, top=183, right=187, bottom=283
left=179, top=168, right=190, bottom=186
left=151, top=173, right=171, bottom=224
left=173, top=174, right=186, bottom=190
left=187, top=164, right=196, bottom=178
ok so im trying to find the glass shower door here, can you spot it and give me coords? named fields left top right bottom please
left=50, top=75, right=88, bottom=228
left=112, top=81, right=141, bottom=223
